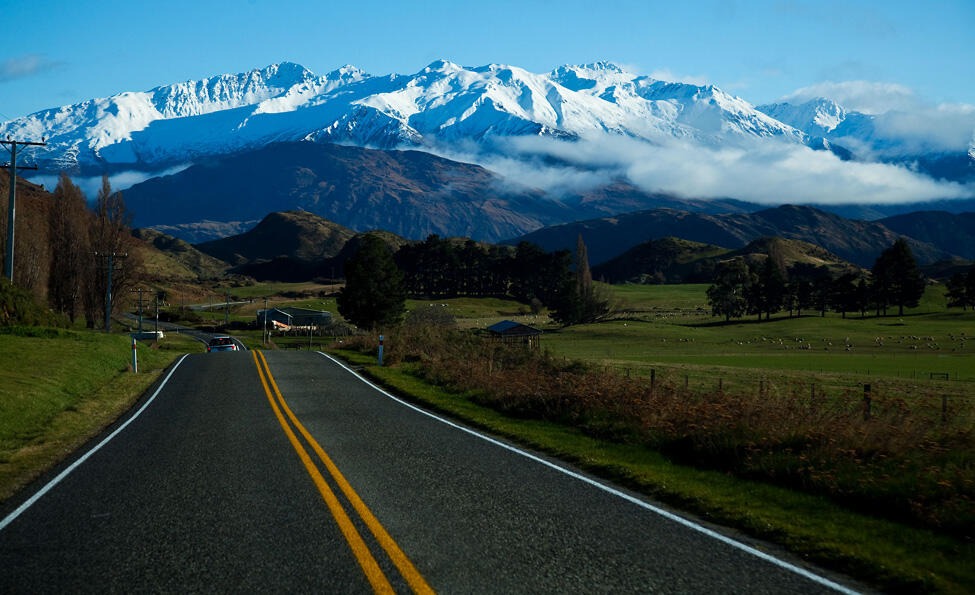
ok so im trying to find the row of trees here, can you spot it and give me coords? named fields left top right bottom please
left=1, top=172, right=140, bottom=328
left=395, top=234, right=611, bottom=324
left=395, top=235, right=569, bottom=303
left=707, top=238, right=928, bottom=321
left=344, top=232, right=953, bottom=329
left=340, top=234, right=612, bottom=329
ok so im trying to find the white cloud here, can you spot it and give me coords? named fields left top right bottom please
left=649, top=68, right=709, bottom=86
left=425, top=138, right=612, bottom=196
left=874, top=103, right=975, bottom=154
left=0, top=54, right=61, bottom=83
left=434, top=133, right=973, bottom=206
left=782, top=80, right=919, bottom=114
left=620, top=136, right=971, bottom=204
left=28, top=164, right=192, bottom=201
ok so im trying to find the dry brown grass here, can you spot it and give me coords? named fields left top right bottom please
left=342, top=326, right=975, bottom=537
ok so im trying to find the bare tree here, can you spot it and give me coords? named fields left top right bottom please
left=48, top=174, right=91, bottom=322
left=83, top=176, right=141, bottom=328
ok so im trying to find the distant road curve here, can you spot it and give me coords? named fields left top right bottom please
left=123, top=313, right=247, bottom=350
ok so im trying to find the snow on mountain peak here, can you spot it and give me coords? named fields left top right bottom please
left=421, top=58, right=463, bottom=74
left=0, top=59, right=824, bottom=173
left=757, top=97, right=850, bottom=134
left=571, top=61, right=629, bottom=75
left=260, top=61, right=315, bottom=82
left=330, top=64, right=367, bottom=79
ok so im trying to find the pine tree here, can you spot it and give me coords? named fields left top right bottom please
left=337, top=234, right=406, bottom=330
left=707, top=259, right=751, bottom=321
left=754, top=255, right=787, bottom=321
left=829, top=272, right=860, bottom=318
left=945, top=272, right=968, bottom=310
left=855, top=278, right=871, bottom=317
left=873, top=238, right=925, bottom=316
left=966, top=268, right=975, bottom=310
left=550, top=235, right=612, bottom=325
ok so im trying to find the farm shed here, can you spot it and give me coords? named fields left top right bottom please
left=487, top=320, right=541, bottom=349
left=257, top=308, right=293, bottom=329
left=257, top=307, right=332, bottom=329
left=279, top=307, right=332, bottom=327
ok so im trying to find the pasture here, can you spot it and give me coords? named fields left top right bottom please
left=543, top=283, right=975, bottom=403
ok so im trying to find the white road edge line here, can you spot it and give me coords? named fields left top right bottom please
left=0, top=354, right=189, bottom=533
left=316, top=352, right=859, bottom=595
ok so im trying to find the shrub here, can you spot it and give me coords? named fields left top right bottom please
left=0, top=279, right=66, bottom=328
left=405, top=305, right=457, bottom=327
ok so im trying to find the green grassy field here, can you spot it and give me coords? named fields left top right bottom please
left=0, top=328, right=189, bottom=502
left=542, top=284, right=975, bottom=401
left=225, top=281, right=338, bottom=299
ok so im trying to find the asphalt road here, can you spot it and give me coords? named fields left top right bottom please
left=0, top=351, right=862, bottom=593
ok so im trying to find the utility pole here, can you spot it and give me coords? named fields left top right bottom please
left=1, top=138, right=46, bottom=282
left=263, top=296, right=268, bottom=345
left=94, top=251, right=127, bottom=332
left=131, top=287, right=147, bottom=333
left=154, top=292, right=160, bottom=336
left=225, top=289, right=231, bottom=327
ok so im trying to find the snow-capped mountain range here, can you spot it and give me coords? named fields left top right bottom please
left=1, top=60, right=971, bottom=183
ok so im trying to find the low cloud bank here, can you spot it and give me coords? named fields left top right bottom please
left=440, top=133, right=973, bottom=205
left=28, top=164, right=191, bottom=201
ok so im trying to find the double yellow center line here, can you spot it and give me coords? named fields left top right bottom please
left=252, top=350, right=434, bottom=594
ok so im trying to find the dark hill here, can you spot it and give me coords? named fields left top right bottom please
left=132, top=228, right=231, bottom=279
left=122, top=142, right=774, bottom=244
left=878, top=211, right=975, bottom=260
left=230, top=229, right=412, bottom=282
left=592, top=238, right=729, bottom=284
left=920, top=258, right=975, bottom=281
left=562, top=181, right=759, bottom=219
left=508, top=208, right=749, bottom=266
left=592, top=236, right=857, bottom=284
left=511, top=204, right=950, bottom=267
left=195, top=210, right=356, bottom=266
left=720, top=237, right=859, bottom=275
left=123, top=141, right=575, bottom=244
left=740, top=205, right=946, bottom=266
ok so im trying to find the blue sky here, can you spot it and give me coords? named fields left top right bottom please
left=1, top=0, right=972, bottom=120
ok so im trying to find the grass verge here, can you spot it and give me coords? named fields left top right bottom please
left=330, top=348, right=975, bottom=594
left=0, top=328, right=188, bottom=503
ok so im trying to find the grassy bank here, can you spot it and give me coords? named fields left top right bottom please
left=331, top=348, right=974, bottom=594
left=0, top=327, right=194, bottom=502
